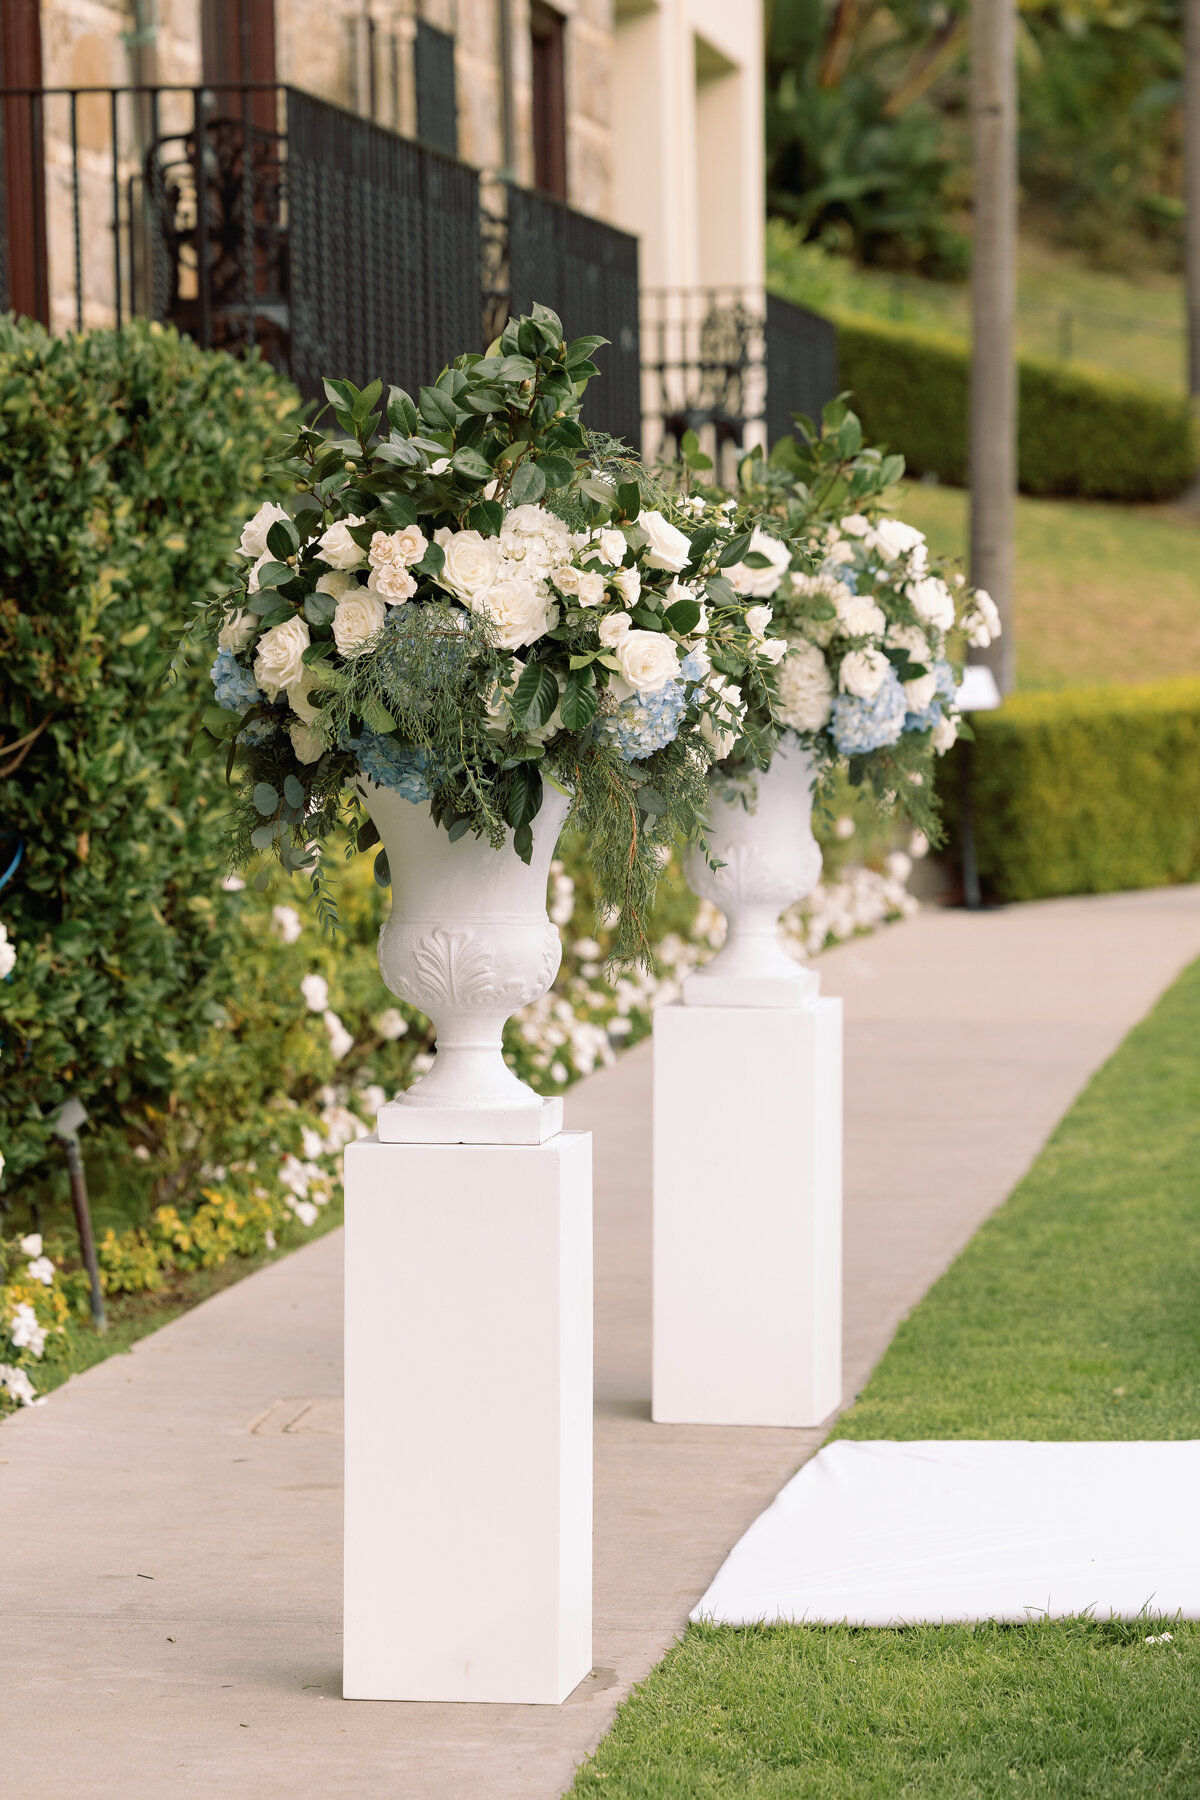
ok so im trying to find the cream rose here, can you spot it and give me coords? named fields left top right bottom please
left=315, top=569, right=358, bottom=602
left=253, top=616, right=310, bottom=696
left=369, top=524, right=428, bottom=570
left=615, top=629, right=681, bottom=694
left=218, top=608, right=256, bottom=653
left=612, top=565, right=641, bottom=607
left=576, top=569, right=605, bottom=607
left=289, top=675, right=324, bottom=723
left=726, top=527, right=792, bottom=599
left=932, top=713, right=959, bottom=753
left=288, top=719, right=325, bottom=764
left=239, top=501, right=290, bottom=560
left=908, top=575, right=955, bottom=633
left=318, top=516, right=367, bottom=571
left=836, top=592, right=887, bottom=638
left=595, top=529, right=627, bottom=567
left=903, top=672, right=939, bottom=713
left=838, top=646, right=891, bottom=700
left=333, top=590, right=387, bottom=656
left=368, top=563, right=417, bottom=604
left=777, top=641, right=834, bottom=733
left=639, top=509, right=692, bottom=573
left=598, top=610, right=632, bottom=648
left=744, top=604, right=773, bottom=639
left=886, top=621, right=931, bottom=662
left=437, top=528, right=503, bottom=600
left=473, top=577, right=556, bottom=650
left=758, top=636, right=788, bottom=665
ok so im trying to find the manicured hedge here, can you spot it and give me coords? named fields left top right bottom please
left=834, top=314, right=1197, bottom=501
left=941, top=679, right=1200, bottom=902
left=0, top=319, right=303, bottom=1180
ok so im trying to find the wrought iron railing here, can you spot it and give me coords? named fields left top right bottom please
left=0, top=83, right=483, bottom=405
left=641, top=287, right=839, bottom=471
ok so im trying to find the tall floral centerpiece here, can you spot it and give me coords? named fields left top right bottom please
left=671, top=407, right=1001, bottom=1003
left=183, top=307, right=784, bottom=1137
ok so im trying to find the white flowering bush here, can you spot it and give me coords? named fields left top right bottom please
left=182, top=305, right=788, bottom=966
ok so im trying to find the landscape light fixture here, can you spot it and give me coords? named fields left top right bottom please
left=49, top=1096, right=106, bottom=1332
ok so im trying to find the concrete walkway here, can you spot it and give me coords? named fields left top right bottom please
left=6, top=886, right=1200, bottom=1799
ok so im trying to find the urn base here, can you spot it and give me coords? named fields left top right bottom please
left=377, top=1092, right=564, bottom=1145
left=682, top=964, right=820, bottom=1009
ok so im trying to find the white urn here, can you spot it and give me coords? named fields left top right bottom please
left=361, top=781, right=571, bottom=1143
left=682, top=735, right=823, bottom=1008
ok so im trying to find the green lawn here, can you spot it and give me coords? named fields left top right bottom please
left=892, top=482, right=1200, bottom=692
left=569, top=958, right=1200, bottom=1797
left=768, top=225, right=1187, bottom=395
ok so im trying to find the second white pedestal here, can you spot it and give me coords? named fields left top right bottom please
left=343, top=1131, right=592, bottom=1703
left=652, top=999, right=843, bottom=1429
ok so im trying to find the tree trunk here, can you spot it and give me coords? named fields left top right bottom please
left=1185, top=0, right=1200, bottom=398
left=969, top=0, right=1017, bottom=694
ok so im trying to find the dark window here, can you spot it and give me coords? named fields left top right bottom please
left=414, top=19, right=458, bottom=157
left=530, top=2, right=567, bottom=200
left=0, top=0, right=48, bottom=322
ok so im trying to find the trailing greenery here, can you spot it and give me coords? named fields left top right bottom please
left=0, top=318, right=303, bottom=1184
left=569, top=956, right=1200, bottom=1797
left=941, top=677, right=1200, bottom=902
left=835, top=313, right=1196, bottom=499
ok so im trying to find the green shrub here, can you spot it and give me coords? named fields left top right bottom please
left=941, top=679, right=1200, bottom=902
left=833, top=313, right=1196, bottom=500
left=0, top=318, right=303, bottom=1182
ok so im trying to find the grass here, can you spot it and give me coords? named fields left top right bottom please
left=767, top=225, right=1187, bottom=395
left=890, top=482, right=1200, bottom=692
left=569, top=957, right=1200, bottom=1797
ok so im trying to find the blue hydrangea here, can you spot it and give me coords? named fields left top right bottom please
left=341, top=731, right=431, bottom=802
left=238, top=717, right=281, bottom=746
left=599, top=681, right=689, bottom=763
left=831, top=666, right=907, bottom=756
left=904, top=659, right=958, bottom=734
left=680, top=648, right=708, bottom=683
left=211, top=647, right=265, bottom=714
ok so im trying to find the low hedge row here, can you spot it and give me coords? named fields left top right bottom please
left=941, top=679, right=1200, bottom=902
left=833, top=314, right=1196, bottom=502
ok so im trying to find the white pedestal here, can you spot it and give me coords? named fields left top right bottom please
left=343, top=1132, right=593, bottom=1703
left=652, top=999, right=843, bottom=1428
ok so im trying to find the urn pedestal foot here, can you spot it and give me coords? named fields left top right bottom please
left=652, top=1000, right=843, bottom=1429
left=343, top=1131, right=593, bottom=1704
left=376, top=1092, right=563, bottom=1145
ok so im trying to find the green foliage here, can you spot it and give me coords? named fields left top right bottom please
left=835, top=314, right=1196, bottom=499
left=942, top=678, right=1200, bottom=902
left=0, top=318, right=303, bottom=1183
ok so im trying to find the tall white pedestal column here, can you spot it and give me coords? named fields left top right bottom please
left=652, top=1000, right=842, bottom=1428
left=343, top=1131, right=592, bottom=1703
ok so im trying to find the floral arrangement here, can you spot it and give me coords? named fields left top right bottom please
left=184, top=306, right=786, bottom=964
left=673, top=406, right=1002, bottom=840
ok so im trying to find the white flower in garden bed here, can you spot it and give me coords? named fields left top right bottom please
left=0, top=1364, right=37, bottom=1406
left=0, top=922, right=15, bottom=980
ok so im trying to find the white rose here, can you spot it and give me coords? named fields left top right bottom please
left=836, top=591, right=887, bottom=638
left=288, top=676, right=323, bottom=722
left=239, top=500, right=290, bottom=560
left=333, top=590, right=387, bottom=656
left=904, top=672, right=939, bottom=713
left=613, top=565, right=641, bottom=607
left=838, top=646, right=891, bottom=700
left=576, top=570, right=605, bottom=607
left=595, top=529, right=627, bottom=567
left=368, top=563, right=417, bottom=604
left=908, top=576, right=955, bottom=633
left=615, top=629, right=681, bottom=694
left=932, top=712, right=959, bottom=753
left=744, top=604, right=773, bottom=639
left=438, top=529, right=503, bottom=600
left=839, top=514, right=872, bottom=539
left=777, top=641, right=834, bottom=733
left=218, top=608, right=256, bottom=653
left=247, top=551, right=273, bottom=593
left=873, top=517, right=927, bottom=567
left=758, top=636, right=788, bottom=665
left=318, top=516, right=367, bottom=571
left=598, top=610, right=632, bottom=648
left=474, top=577, right=556, bottom=650
left=554, top=566, right=583, bottom=599
left=639, top=509, right=692, bottom=573
left=964, top=588, right=1002, bottom=647
left=699, top=673, right=746, bottom=759
left=887, top=621, right=930, bottom=662
left=254, top=615, right=311, bottom=696
left=824, top=538, right=856, bottom=566
left=314, top=569, right=357, bottom=602
left=288, top=719, right=324, bottom=764
left=726, top=527, right=792, bottom=599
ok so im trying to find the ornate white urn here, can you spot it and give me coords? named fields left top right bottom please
left=360, top=781, right=571, bottom=1143
left=682, top=734, right=824, bottom=1008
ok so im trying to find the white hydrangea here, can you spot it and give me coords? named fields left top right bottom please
left=778, top=641, right=834, bottom=733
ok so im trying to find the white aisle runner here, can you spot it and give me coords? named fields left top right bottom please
left=692, top=1441, right=1200, bottom=1627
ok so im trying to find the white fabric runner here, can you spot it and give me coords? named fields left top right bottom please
left=692, top=1440, right=1200, bottom=1627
